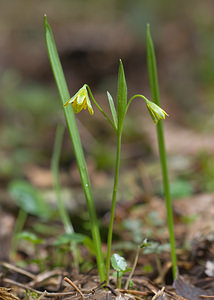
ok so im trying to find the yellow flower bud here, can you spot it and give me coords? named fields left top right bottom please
left=64, top=84, right=94, bottom=115
left=145, top=99, right=168, bottom=124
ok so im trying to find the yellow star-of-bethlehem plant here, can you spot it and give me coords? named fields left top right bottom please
left=64, top=84, right=94, bottom=115
left=145, top=99, right=168, bottom=124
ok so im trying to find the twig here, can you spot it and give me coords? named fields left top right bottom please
left=1, top=262, right=36, bottom=279
left=200, top=296, right=214, bottom=298
left=64, top=276, right=84, bottom=299
left=117, top=289, right=150, bottom=297
left=28, top=269, right=63, bottom=287
left=104, top=285, right=118, bottom=296
left=3, top=278, right=75, bottom=297
left=37, top=291, right=48, bottom=300
left=152, top=287, right=165, bottom=300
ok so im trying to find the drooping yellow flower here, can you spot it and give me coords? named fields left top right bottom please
left=64, top=84, right=94, bottom=115
left=145, top=99, right=168, bottom=124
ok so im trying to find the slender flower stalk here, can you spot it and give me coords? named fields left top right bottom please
left=44, top=16, right=105, bottom=281
left=106, top=132, right=122, bottom=283
left=146, top=24, right=177, bottom=279
left=126, top=94, right=168, bottom=124
left=124, top=245, right=140, bottom=290
left=105, top=60, right=127, bottom=283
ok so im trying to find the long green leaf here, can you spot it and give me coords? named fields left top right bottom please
left=146, top=24, right=177, bottom=279
left=44, top=15, right=105, bottom=281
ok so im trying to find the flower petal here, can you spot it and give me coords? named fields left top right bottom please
left=64, top=85, right=94, bottom=115
left=146, top=99, right=168, bottom=124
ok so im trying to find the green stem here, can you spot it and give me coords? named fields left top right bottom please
left=44, top=16, right=105, bottom=281
left=106, top=133, right=122, bottom=283
left=156, top=123, right=177, bottom=278
left=118, top=272, right=122, bottom=289
left=51, top=124, right=72, bottom=233
left=146, top=24, right=177, bottom=279
left=51, top=123, right=79, bottom=269
left=126, top=94, right=149, bottom=114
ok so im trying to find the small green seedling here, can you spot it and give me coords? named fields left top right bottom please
left=9, top=180, right=52, bottom=219
left=25, top=289, right=40, bottom=300
left=16, top=231, right=45, bottom=271
left=111, top=253, right=130, bottom=288
left=53, top=232, right=97, bottom=270
left=8, top=180, right=52, bottom=258
left=16, top=231, right=44, bottom=245
left=54, top=232, right=95, bottom=254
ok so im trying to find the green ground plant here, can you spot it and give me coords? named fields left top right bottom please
left=8, top=180, right=53, bottom=259
left=147, top=25, right=177, bottom=279
left=44, top=15, right=171, bottom=283
left=111, top=253, right=130, bottom=288
left=44, top=16, right=105, bottom=281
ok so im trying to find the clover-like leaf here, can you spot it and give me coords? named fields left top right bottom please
left=111, top=253, right=127, bottom=272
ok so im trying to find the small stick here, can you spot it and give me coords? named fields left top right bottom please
left=152, top=287, right=165, bottom=300
left=104, top=284, right=118, bottom=296
left=64, top=276, right=84, bottom=299
left=37, top=291, right=48, bottom=300
left=1, top=262, right=35, bottom=279
left=28, top=269, right=63, bottom=287
left=3, top=278, right=75, bottom=297
left=117, top=289, right=150, bottom=296
left=200, top=296, right=214, bottom=299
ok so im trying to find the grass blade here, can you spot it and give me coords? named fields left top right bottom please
left=44, top=15, right=105, bottom=281
left=146, top=24, right=177, bottom=279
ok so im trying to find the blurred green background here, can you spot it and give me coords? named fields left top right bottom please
left=1, top=0, right=214, bottom=190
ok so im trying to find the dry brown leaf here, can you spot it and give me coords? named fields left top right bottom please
left=0, top=287, right=20, bottom=300
left=173, top=275, right=211, bottom=299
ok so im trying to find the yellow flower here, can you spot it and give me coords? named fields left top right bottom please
left=64, top=84, right=94, bottom=115
left=145, top=99, right=168, bottom=124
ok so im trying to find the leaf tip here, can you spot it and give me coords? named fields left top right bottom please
left=44, top=14, right=47, bottom=23
left=44, top=14, right=49, bottom=30
left=119, top=58, right=124, bottom=68
left=147, top=23, right=151, bottom=36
